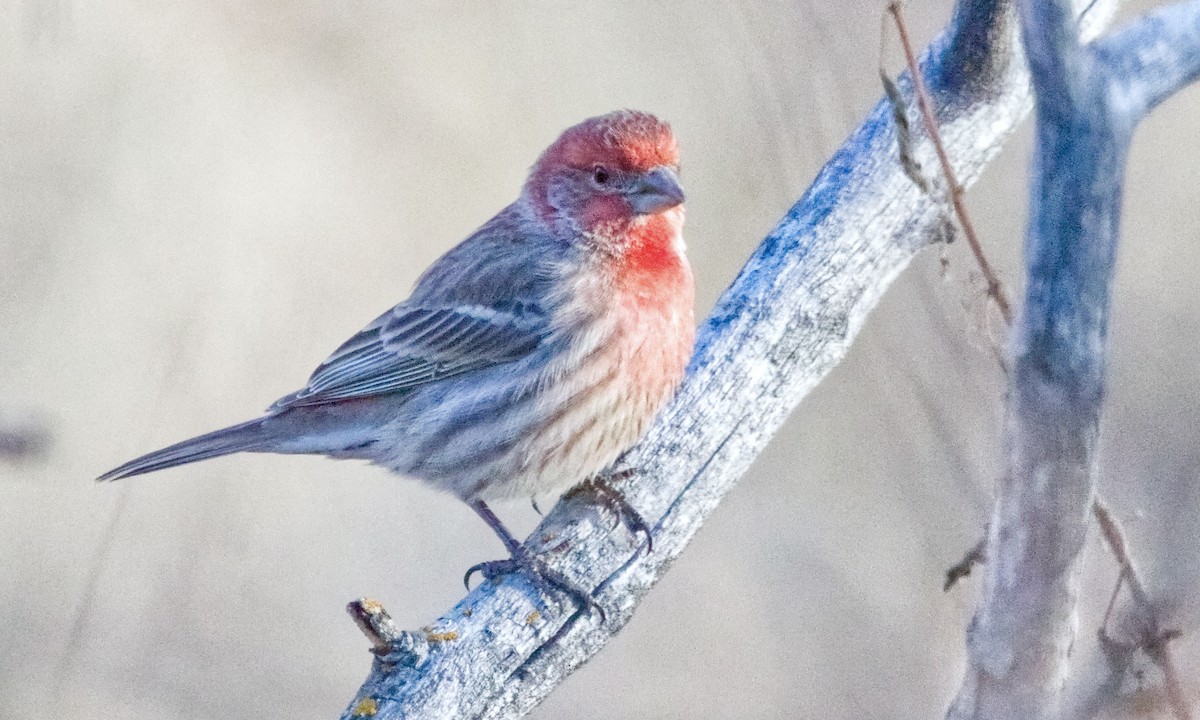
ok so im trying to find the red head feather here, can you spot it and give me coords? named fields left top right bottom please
left=523, top=111, right=682, bottom=237
left=532, top=110, right=679, bottom=176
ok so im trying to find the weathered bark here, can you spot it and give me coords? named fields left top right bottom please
left=947, top=2, right=1200, bottom=719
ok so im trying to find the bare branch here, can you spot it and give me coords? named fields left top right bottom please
left=947, top=1, right=1200, bottom=718
left=898, top=8, right=1184, bottom=706
left=1097, top=0, right=1200, bottom=123
left=347, top=598, right=404, bottom=653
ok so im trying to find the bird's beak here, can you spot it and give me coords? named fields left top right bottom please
left=628, top=166, right=685, bottom=215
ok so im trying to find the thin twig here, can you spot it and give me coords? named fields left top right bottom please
left=347, top=598, right=403, bottom=652
left=881, top=68, right=934, bottom=193
left=1099, top=564, right=1126, bottom=632
left=879, top=10, right=934, bottom=194
left=887, top=1, right=1014, bottom=326
left=1094, top=499, right=1192, bottom=720
left=1093, top=498, right=1153, bottom=611
left=944, top=533, right=987, bottom=591
left=1154, top=645, right=1195, bottom=720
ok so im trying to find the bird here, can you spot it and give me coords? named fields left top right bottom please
left=99, top=110, right=695, bottom=613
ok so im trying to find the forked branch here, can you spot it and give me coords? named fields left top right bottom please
left=947, top=1, right=1200, bottom=718
left=887, top=5, right=1192, bottom=716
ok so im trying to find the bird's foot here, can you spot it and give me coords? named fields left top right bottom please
left=570, top=470, right=654, bottom=553
left=464, top=545, right=606, bottom=622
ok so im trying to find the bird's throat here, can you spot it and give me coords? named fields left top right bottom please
left=615, top=211, right=688, bottom=298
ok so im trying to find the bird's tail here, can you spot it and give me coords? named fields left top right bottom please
left=97, top=417, right=274, bottom=482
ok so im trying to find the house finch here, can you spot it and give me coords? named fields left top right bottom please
left=99, top=110, right=695, bottom=611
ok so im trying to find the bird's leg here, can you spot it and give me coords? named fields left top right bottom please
left=463, top=499, right=605, bottom=621
left=566, top=469, right=654, bottom=553
left=468, top=499, right=524, bottom=555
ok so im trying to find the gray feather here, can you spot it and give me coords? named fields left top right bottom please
left=267, top=205, right=566, bottom=411
left=96, top=417, right=271, bottom=482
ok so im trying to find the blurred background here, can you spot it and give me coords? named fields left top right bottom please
left=2, top=1, right=1198, bottom=718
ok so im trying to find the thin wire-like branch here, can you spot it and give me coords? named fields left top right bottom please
left=1092, top=499, right=1151, bottom=611
left=1154, top=647, right=1195, bottom=720
left=888, top=1, right=1014, bottom=326
left=880, top=68, right=934, bottom=194
left=1093, top=500, right=1193, bottom=720
left=336, top=0, right=1086, bottom=717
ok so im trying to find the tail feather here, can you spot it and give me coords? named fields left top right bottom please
left=97, top=417, right=272, bottom=482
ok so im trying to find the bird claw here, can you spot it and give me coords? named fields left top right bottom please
left=463, top=563, right=486, bottom=592
left=464, top=548, right=607, bottom=622
left=574, top=471, right=654, bottom=554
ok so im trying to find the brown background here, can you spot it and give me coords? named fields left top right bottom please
left=2, top=1, right=1197, bottom=718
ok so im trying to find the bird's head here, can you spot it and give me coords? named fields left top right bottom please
left=524, top=110, right=684, bottom=239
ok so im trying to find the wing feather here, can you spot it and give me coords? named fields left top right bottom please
left=269, top=304, right=547, bottom=410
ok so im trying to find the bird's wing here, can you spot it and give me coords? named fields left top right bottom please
left=269, top=303, right=547, bottom=410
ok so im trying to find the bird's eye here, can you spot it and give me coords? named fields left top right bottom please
left=592, top=165, right=611, bottom=185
